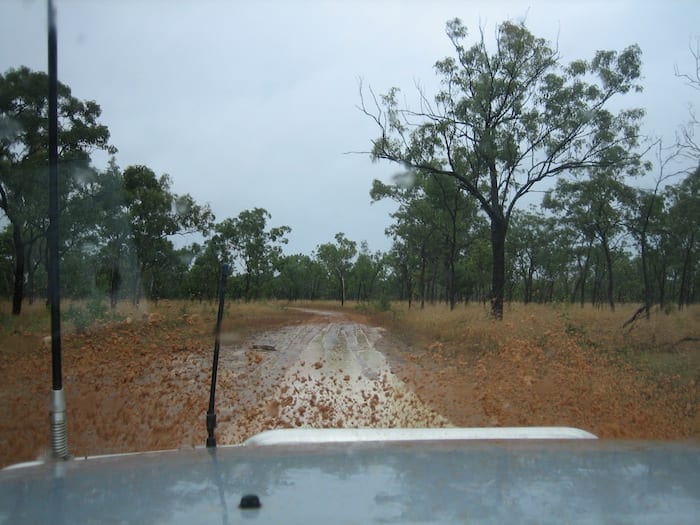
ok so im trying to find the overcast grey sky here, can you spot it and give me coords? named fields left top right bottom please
left=2, top=0, right=698, bottom=256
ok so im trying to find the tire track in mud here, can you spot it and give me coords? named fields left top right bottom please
left=216, top=311, right=450, bottom=443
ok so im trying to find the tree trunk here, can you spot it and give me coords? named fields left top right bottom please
left=26, top=240, right=35, bottom=305
left=419, top=253, right=426, bottom=310
left=11, top=223, right=25, bottom=315
left=244, top=271, right=252, bottom=303
left=640, top=232, right=651, bottom=320
left=601, top=238, right=615, bottom=311
left=490, top=217, right=506, bottom=320
left=405, top=262, right=413, bottom=309
left=110, top=260, right=121, bottom=308
left=132, top=262, right=144, bottom=305
left=678, top=236, right=694, bottom=309
left=340, top=273, right=345, bottom=306
left=657, top=265, right=666, bottom=309
left=447, top=261, right=456, bottom=311
left=448, top=219, right=457, bottom=311
left=579, top=246, right=592, bottom=308
left=523, top=262, right=535, bottom=304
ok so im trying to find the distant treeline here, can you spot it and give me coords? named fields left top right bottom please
left=2, top=166, right=697, bottom=313
left=1, top=52, right=698, bottom=317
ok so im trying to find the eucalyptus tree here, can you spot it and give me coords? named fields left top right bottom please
left=198, top=208, right=290, bottom=301
left=118, top=164, right=214, bottom=303
left=93, top=158, right=132, bottom=306
left=372, top=176, right=439, bottom=308
left=665, top=166, right=700, bottom=308
left=622, top=141, right=685, bottom=320
left=0, top=67, right=113, bottom=314
left=184, top=241, right=221, bottom=302
left=461, top=235, right=492, bottom=305
left=349, top=241, right=385, bottom=302
left=425, top=173, right=481, bottom=308
left=385, top=239, right=418, bottom=307
left=371, top=171, right=481, bottom=309
left=508, top=210, right=558, bottom=303
left=275, top=253, right=324, bottom=301
left=544, top=170, right=634, bottom=311
left=362, top=19, right=644, bottom=318
left=316, top=233, right=357, bottom=306
left=229, top=208, right=291, bottom=301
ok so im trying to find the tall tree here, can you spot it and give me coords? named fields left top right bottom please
left=227, top=208, right=290, bottom=301
left=350, top=241, right=385, bottom=302
left=665, top=166, right=700, bottom=308
left=184, top=242, right=221, bottom=302
left=316, top=233, right=357, bottom=306
left=508, top=210, right=553, bottom=304
left=193, top=208, right=290, bottom=301
left=372, top=178, right=439, bottom=309
left=372, top=171, right=481, bottom=309
left=120, top=164, right=213, bottom=303
left=623, top=141, right=684, bottom=321
left=0, top=66, right=113, bottom=314
left=275, top=253, right=325, bottom=301
left=92, top=159, right=131, bottom=305
left=385, top=239, right=418, bottom=307
left=362, top=19, right=644, bottom=318
left=544, top=169, right=634, bottom=311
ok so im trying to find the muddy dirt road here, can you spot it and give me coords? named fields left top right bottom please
left=217, top=309, right=449, bottom=443
left=1, top=304, right=695, bottom=468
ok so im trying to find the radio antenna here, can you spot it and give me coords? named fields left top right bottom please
left=47, top=0, right=68, bottom=460
left=206, top=263, right=229, bottom=448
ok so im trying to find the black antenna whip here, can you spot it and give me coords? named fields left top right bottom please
left=206, top=263, right=229, bottom=448
left=47, top=0, right=68, bottom=459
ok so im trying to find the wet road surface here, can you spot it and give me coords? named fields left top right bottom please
left=217, top=310, right=450, bottom=442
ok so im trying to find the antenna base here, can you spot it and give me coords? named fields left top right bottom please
left=50, top=388, right=69, bottom=459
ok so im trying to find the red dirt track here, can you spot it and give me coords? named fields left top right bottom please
left=0, top=306, right=697, bottom=468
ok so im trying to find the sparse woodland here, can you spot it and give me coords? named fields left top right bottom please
left=1, top=22, right=698, bottom=321
left=1, top=14, right=698, bottom=474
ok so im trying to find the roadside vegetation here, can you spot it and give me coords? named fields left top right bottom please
left=367, top=301, right=698, bottom=436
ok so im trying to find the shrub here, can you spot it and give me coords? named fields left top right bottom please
left=64, top=296, right=109, bottom=333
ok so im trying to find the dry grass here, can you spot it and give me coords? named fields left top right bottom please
left=366, top=301, right=699, bottom=439
left=0, top=299, right=308, bottom=340
left=371, top=302, right=699, bottom=372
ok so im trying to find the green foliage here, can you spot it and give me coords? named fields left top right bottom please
left=275, top=253, right=325, bottom=301
left=0, top=66, right=114, bottom=314
left=544, top=169, right=634, bottom=310
left=362, top=18, right=645, bottom=318
left=64, top=296, right=111, bottom=333
left=374, top=294, right=392, bottom=312
left=0, top=66, right=215, bottom=309
left=87, top=161, right=214, bottom=304
left=316, top=233, right=357, bottom=306
left=185, top=208, right=291, bottom=302
left=372, top=171, right=484, bottom=309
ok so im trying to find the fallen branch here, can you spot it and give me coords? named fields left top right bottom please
left=672, top=336, right=700, bottom=349
left=251, top=344, right=277, bottom=351
left=622, top=304, right=647, bottom=331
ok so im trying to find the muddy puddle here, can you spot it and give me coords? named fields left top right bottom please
left=216, top=312, right=450, bottom=443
